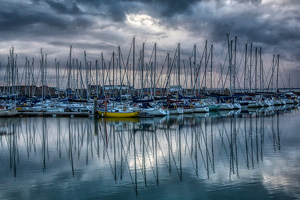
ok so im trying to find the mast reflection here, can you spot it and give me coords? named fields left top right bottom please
left=0, top=106, right=292, bottom=194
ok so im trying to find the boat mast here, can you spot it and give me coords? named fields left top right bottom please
left=249, top=43, right=252, bottom=93
left=58, top=60, right=60, bottom=98
left=40, top=48, right=44, bottom=103
left=27, top=58, right=31, bottom=97
left=178, top=43, right=181, bottom=96
left=167, top=52, right=170, bottom=95
left=211, top=44, right=213, bottom=93
left=193, top=44, right=196, bottom=96
left=55, top=59, right=58, bottom=97
left=7, top=56, right=10, bottom=96
left=141, top=43, right=145, bottom=98
left=132, top=36, right=135, bottom=95
left=189, top=57, right=193, bottom=94
left=101, top=53, right=104, bottom=96
left=11, top=47, right=15, bottom=98
left=271, top=55, right=275, bottom=92
left=183, top=60, right=187, bottom=95
left=255, top=47, right=257, bottom=93
left=234, top=36, right=237, bottom=95
left=118, top=46, right=122, bottom=97
left=154, top=43, right=156, bottom=97
left=231, top=41, right=234, bottom=96
left=259, top=48, right=262, bottom=92
left=244, top=44, right=247, bottom=93
left=94, top=59, right=97, bottom=97
left=44, top=54, right=47, bottom=98
left=16, top=55, right=18, bottom=97
left=276, top=54, right=280, bottom=91
left=76, top=59, right=79, bottom=97
left=67, top=45, right=72, bottom=98
left=150, top=61, right=153, bottom=98
left=89, top=61, right=92, bottom=98
left=113, top=51, right=115, bottom=108
left=31, top=58, right=35, bottom=96
left=84, top=51, right=89, bottom=100
left=79, top=61, right=83, bottom=98
left=262, top=60, right=264, bottom=92
left=204, top=40, right=208, bottom=94
left=25, top=57, right=28, bottom=97
left=138, top=51, right=141, bottom=98
left=227, top=34, right=231, bottom=95
left=230, top=40, right=233, bottom=95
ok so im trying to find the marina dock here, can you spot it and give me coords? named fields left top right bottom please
left=16, top=112, right=91, bottom=117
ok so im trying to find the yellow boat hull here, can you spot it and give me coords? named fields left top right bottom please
left=97, top=110, right=140, bottom=118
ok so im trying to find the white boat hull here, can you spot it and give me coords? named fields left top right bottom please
left=257, top=102, right=264, bottom=107
left=247, top=101, right=258, bottom=108
left=273, top=100, right=281, bottom=106
left=181, top=108, right=194, bottom=114
left=285, top=99, right=293, bottom=104
left=193, top=106, right=209, bottom=113
left=167, top=108, right=181, bottom=115
left=142, top=108, right=166, bottom=116
left=263, top=100, right=272, bottom=107
left=233, top=103, right=241, bottom=109
left=0, top=109, right=17, bottom=117
left=219, top=103, right=234, bottom=110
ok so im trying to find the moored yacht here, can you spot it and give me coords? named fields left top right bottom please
left=219, top=103, right=234, bottom=110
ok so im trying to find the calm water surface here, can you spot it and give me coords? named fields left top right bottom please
left=0, top=106, right=300, bottom=200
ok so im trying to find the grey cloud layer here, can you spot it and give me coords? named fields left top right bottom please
left=0, top=0, right=299, bottom=82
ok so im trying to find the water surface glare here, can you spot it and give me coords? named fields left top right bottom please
left=0, top=107, right=300, bottom=200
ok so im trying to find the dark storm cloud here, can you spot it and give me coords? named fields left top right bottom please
left=73, top=0, right=202, bottom=21
left=151, top=0, right=300, bottom=59
left=126, top=0, right=201, bottom=17
left=108, top=0, right=127, bottom=22
left=45, top=1, right=82, bottom=14
left=0, top=2, right=92, bottom=36
left=234, top=0, right=262, bottom=4
left=0, top=0, right=300, bottom=85
left=0, top=0, right=269, bottom=40
left=206, top=1, right=300, bottom=63
left=0, top=10, right=66, bottom=31
left=207, top=5, right=298, bottom=46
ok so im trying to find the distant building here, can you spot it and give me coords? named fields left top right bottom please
left=170, top=85, right=182, bottom=92
left=102, top=85, right=133, bottom=95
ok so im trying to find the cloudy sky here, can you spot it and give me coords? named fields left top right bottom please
left=0, top=0, right=299, bottom=89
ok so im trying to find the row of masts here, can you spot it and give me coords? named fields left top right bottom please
left=1, top=36, right=285, bottom=99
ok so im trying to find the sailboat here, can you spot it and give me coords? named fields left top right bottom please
left=98, top=102, right=140, bottom=118
left=0, top=108, right=17, bottom=117
left=140, top=103, right=166, bottom=116
left=98, top=51, right=140, bottom=118
left=97, top=109, right=140, bottom=118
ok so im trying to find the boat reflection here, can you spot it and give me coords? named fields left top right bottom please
left=98, top=117, right=140, bottom=124
left=0, top=105, right=297, bottom=195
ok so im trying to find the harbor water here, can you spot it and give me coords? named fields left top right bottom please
left=0, top=106, right=300, bottom=200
